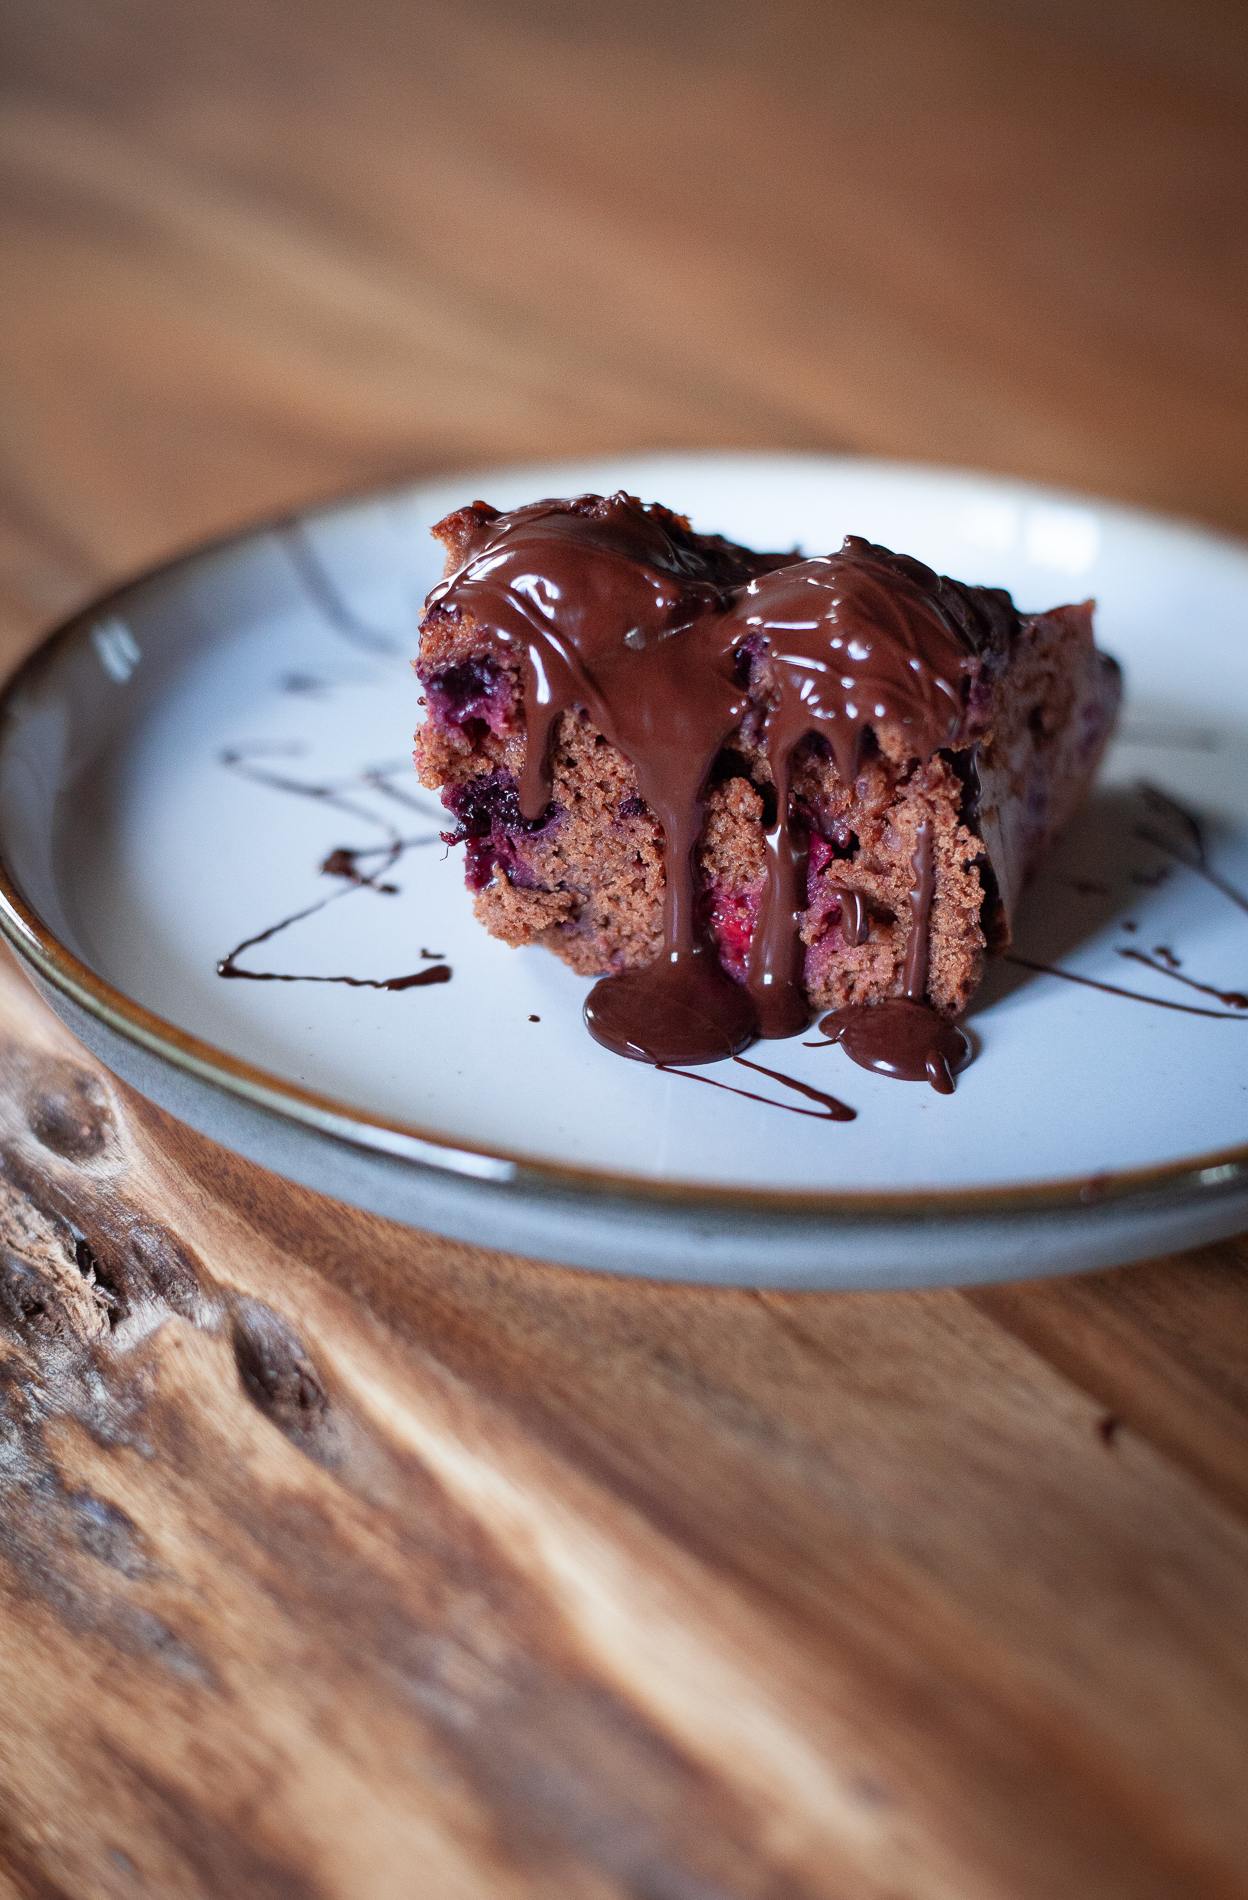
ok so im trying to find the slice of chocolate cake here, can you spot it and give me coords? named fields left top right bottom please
left=415, top=492, right=1121, bottom=1086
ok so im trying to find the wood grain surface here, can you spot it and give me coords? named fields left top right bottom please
left=2, top=3, right=1248, bottom=1895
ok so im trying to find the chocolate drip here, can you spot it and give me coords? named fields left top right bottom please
left=902, top=818, right=935, bottom=999
left=744, top=743, right=810, bottom=1040
left=829, top=883, right=868, bottom=946
left=424, top=496, right=1010, bottom=1069
left=815, top=816, right=972, bottom=1094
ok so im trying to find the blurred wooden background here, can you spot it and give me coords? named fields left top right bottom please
left=4, top=0, right=1248, bottom=671
left=2, top=2, right=1248, bottom=1896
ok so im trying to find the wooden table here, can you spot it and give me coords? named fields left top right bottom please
left=3, top=4, right=1248, bottom=1894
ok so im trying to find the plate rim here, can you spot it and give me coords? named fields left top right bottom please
left=4, top=451, right=1248, bottom=1224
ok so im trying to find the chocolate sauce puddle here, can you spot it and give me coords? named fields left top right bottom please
left=215, top=748, right=449, bottom=992
left=426, top=497, right=1014, bottom=1073
left=585, top=955, right=755, bottom=1065
left=659, top=1054, right=856, bottom=1122
left=812, top=1003, right=973, bottom=1094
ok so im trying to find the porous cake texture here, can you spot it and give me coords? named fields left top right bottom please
left=415, top=495, right=1120, bottom=1025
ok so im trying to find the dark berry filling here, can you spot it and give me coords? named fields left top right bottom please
left=440, top=772, right=562, bottom=892
left=420, top=653, right=513, bottom=737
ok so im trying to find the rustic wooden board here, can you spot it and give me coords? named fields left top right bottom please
left=2, top=2, right=1248, bottom=1894
left=4, top=948, right=1248, bottom=1898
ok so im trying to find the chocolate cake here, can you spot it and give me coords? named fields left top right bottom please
left=415, top=493, right=1121, bottom=1088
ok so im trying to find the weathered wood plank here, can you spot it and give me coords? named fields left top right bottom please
left=3, top=944, right=1248, bottom=1896
left=969, top=1252, right=1248, bottom=1522
left=3, top=0, right=1248, bottom=616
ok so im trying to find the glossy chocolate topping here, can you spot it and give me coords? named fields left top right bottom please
left=424, top=494, right=1014, bottom=1074
left=818, top=1000, right=972, bottom=1093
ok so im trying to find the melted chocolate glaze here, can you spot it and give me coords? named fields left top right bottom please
left=828, top=883, right=868, bottom=947
left=901, top=818, right=936, bottom=999
left=815, top=1000, right=972, bottom=1094
left=423, top=494, right=1016, bottom=1073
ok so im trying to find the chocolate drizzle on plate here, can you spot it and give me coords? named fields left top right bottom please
left=215, top=749, right=450, bottom=991
left=1136, top=782, right=1248, bottom=916
left=660, top=1054, right=856, bottom=1122
left=424, top=494, right=1013, bottom=1080
left=1002, top=786, right=1248, bottom=1023
left=218, top=908, right=450, bottom=991
left=1005, top=957, right=1248, bottom=1020
left=1118, top=947, right=1248, bottom=1010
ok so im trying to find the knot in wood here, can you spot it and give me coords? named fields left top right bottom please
left=230, top=1298, right=337, bottom=1465
left=19, top=1054, right=118, bottom=1164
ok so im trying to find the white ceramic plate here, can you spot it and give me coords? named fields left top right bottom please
left=4, top=454, right=1248, bottom=1287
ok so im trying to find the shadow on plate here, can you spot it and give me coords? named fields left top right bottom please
left=969, top=784, right=1184, bottom=1018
